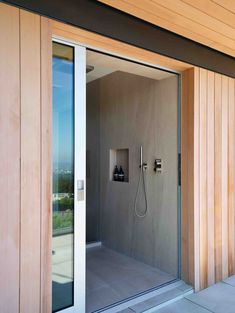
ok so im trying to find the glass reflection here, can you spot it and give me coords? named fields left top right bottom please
left=52, top=42, right=74, bottom=312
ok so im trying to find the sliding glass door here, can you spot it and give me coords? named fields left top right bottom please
left=52, top=40, right=86, bottom=313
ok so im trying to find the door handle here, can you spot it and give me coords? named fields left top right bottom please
left=77, top=179, right=84, bottom=201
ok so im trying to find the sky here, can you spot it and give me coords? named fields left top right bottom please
left=53, top=56, right=74, bottom=170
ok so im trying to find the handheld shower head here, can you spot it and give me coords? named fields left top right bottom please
left=140, top=146, right=143, bottom=168
left=134, top=146, right=148, bottom=218
left=139, top=146, right=147, bottom=170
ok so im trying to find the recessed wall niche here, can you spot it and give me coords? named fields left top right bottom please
left=110, top=148, right=129, bottom=182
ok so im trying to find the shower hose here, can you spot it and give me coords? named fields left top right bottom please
left=134, top=164, right=148, bottom=218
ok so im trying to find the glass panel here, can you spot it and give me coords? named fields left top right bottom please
left=52, top=42, right=74, bottom=312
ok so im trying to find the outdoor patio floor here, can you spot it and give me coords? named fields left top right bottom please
left=156, top=275, right=235, bottom=313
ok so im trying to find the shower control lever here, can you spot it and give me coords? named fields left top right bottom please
left=142, top=162, right=148, bottom=170
left=154, top=159, right=162, bottom=173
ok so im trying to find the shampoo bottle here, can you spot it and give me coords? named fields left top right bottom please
left=118, top=166, right=125, bottom=182
left=113, top=165, right=119, bottom=181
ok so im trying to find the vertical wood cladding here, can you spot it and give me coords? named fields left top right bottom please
left=182, top=68, right=235, bottom=291
left=0, top=3, right=52, bottom=313
left=1, top=3, right=235, bottom=312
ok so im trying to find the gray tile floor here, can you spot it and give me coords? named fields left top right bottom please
left=157, top=276, right=235, bottom=313
left=86, top=246, right=175, bottom=313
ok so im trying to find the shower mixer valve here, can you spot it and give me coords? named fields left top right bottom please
left=154, top=159, right=162, bottom=173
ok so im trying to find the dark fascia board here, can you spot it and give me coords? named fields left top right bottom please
left=2, top=0, right=235, bottom=78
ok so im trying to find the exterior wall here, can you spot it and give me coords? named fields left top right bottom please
left=0, top=3, right=52, bottom=313
left=182, top=68, right=235, bottom=291
left=1, top=2, right=235, bottom=312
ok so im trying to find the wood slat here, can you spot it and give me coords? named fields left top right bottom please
left=212, top=0, right=235, bottom=14
left=193, top=67, right=201, bottom=292
left=221, top=75, right=229, bottom=279
left=181, top=0, right=235, bottom=29
left=40, top=16, right=52, bottom=313
left=214, top=73, right=223, bottom=282
left=207, top=71, right=215, bottom=286
left=98, top=0, right=218, bottom=52
left=199, top=68, right=208, bottom=289
left=152, top=0, right=235, bottom=41
left=0, top=3, right=20, bottom=313
left=228, top=78, right=235, bottom=276
left=187, top=70, right=196, bottom=277
left=20, top=9, right=41, bottom=313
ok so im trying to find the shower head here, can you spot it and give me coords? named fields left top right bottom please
left=139, top=146, right=147, bottom=170
left=140, top=146, right=143, bottom=168
left=134, top=145, right=148, bottom=218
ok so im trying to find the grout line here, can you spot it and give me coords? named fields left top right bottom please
left=154, top=0, right=235, bottom=43
left=221, top=280, right=235, bottom=288
left=180, top=0, right=235, bottom=30
left=184, top=298, right=214, bottom=313
left=210, top=0, right=235, bottom=16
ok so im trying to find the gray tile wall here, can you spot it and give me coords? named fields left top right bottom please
left=87, top=71, right=179, bottom=276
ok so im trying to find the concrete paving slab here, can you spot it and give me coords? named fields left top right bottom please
left=157, top=299, right=212, bottom=313
left=186, top=282, right=235, bottom=313
left=223, top=275, right=235, bottom=287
